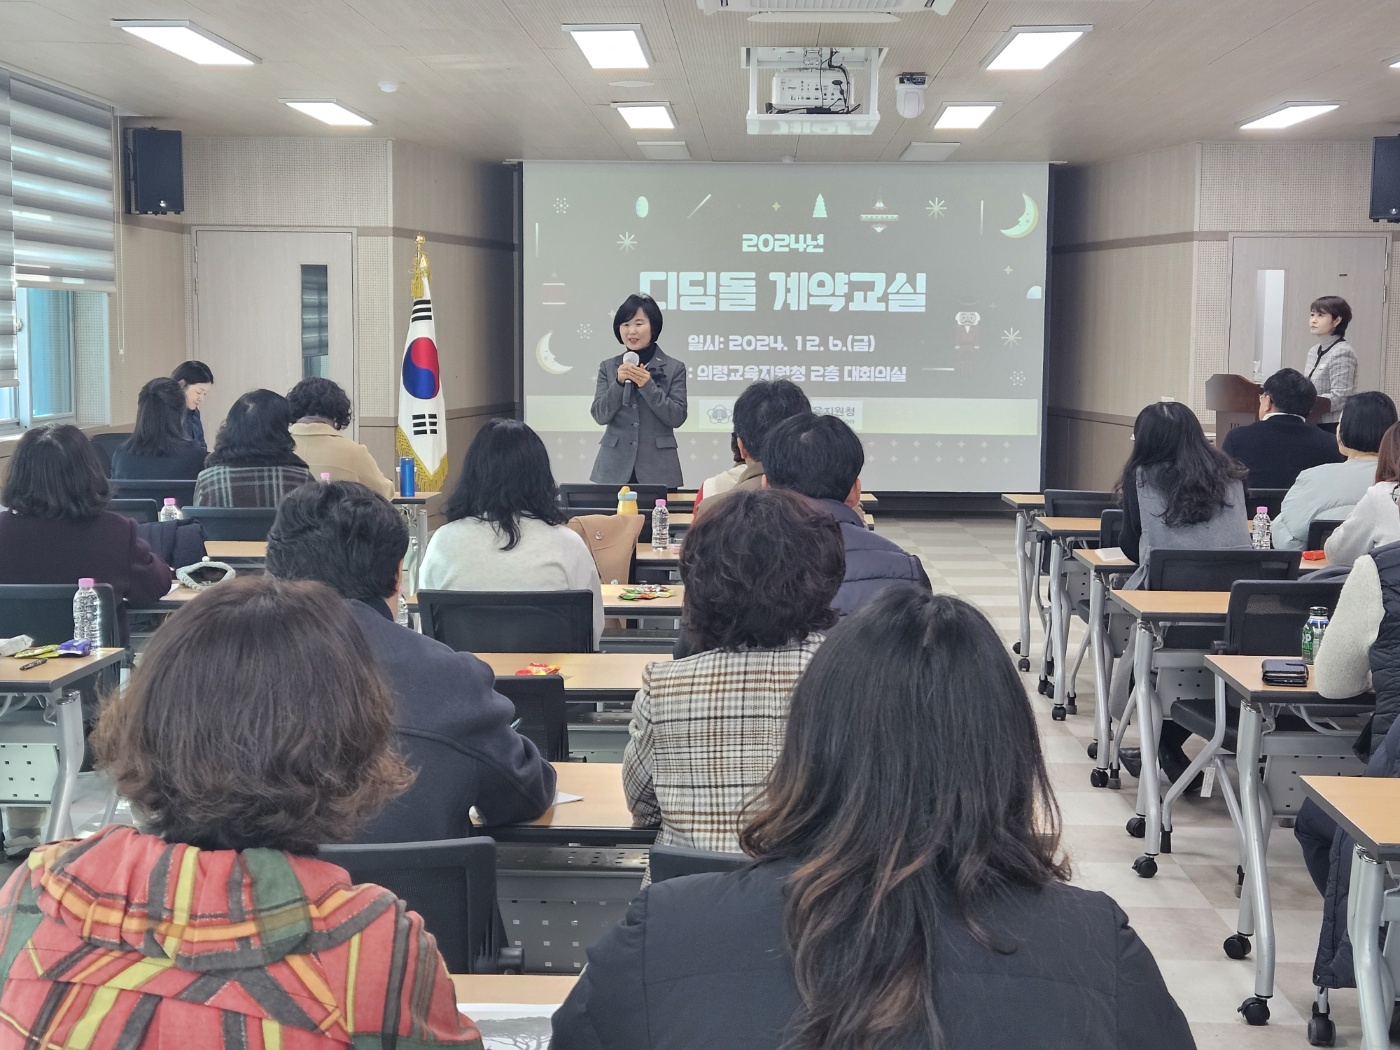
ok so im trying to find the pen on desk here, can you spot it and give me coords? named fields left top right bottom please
left=19, top=658, right=47, bottom=671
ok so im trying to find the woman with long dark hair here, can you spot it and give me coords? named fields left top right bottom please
left=111, top=377, right=208, bottom=480
left=419, top=418, right=603, bottom=647
left=553, top=588, right=1192, bottom=1050
left=193, top=389, right=313, bottom=507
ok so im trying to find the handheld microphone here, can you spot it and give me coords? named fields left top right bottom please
left=622, top=350, right=640, bottom=407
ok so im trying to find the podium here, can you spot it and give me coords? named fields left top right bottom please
left=1204, top=374, right=1330, bottom=448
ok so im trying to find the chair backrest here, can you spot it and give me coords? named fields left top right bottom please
left=1306, top=518, right=1346, bottom=551
left=318, top=837, right=503, bottom=974
left=649, top=845, right=749, bottom=883
left=419, top=590, right=595, bottom=653
left=109, top=478, right=197, bottom=508
left=180, top=506, right=277, bottom=541
left=1246, top=487, right=1289, bottom=520
left=89, top=432, right=132, bottom=477
left=1225, top=579, right=1346, bottom=656
left=0, top=583, right=117, bottom=646
left=109, top=499, right=160, bottom=525
left=1099, top=508, right=1124, bottom=548
left=1147, top=548, right=1301, bottom=591
left=1043, top=489, right=1116, bottom=519
left=491, top=674, right=569, bottom=762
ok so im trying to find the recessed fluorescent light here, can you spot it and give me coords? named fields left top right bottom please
left=1388, top=56, right=1400, bottom=69
left=610, top=80, right=654, bottom=88
left=934, top=104, right=998, bottom=130
left=564, top=24, right=651, bottom=69
left=1240, top=103, right=1340, bottom=130
left=639, top=141, right=691, bottom=160
left=748, top=12, right=899, bottom=22
left=986, top=26, right=1090, bottom=71
left=613, top=102, right=675, bottom=130
left=901, top=141, right=959, bottom=162
left=112, top=20, right=258, bottom=65
left=281, top=99, right=374, bottom=127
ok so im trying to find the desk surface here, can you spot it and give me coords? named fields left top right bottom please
left=0, top=648, right=125, bottom=692
left=391, top=491, right=440, bottom=505
left=635, top=541, right=681, bottom=563
left=452, top=972, right=577, bottom=1007
left=493, top=762, right=634, bottom=832
left=1001, top=493, right=1045, bottom=509
left=1301, top=776, right=1400, bottom=861
left=480, top=652, right=663, bottom=693
left=206, top=540, right=267, bottom=560
left=602, top=583, right=683, bottom=614
left=1074, top=548, right=1134, bottom=572
left=1033, top=516, right=1101, bottom=536
left=1110, top=589, right=1230, bottom=620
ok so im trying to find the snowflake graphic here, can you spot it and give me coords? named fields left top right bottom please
left=1002, top=328, right=1022, bottom=347
left=1010, top=370, right=1027, bottom=387
left=925, top=198, right=947, bottom=218
left=553, top=197, right=569, bottom=214
left=617, top=232, right=637, bottom=252
left=577, top=322, right=593, bottom=340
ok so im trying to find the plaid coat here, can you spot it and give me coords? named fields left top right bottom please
left=622, top=637, right=823, bottom=854
left=1304, top=338, right=1357, bottom=426
left=193, top=465, right=316, bottom=508
left=0, top=826, right=482, bottom=1049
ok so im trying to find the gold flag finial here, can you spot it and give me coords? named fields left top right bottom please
left=410, top=235, right=431, bottom=299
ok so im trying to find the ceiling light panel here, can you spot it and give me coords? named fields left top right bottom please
left=1240, top=103, right=1340, bottom=130
left=112, top=20, right=258, bottom=65
left=564, top=25, right=652, bottom=69
left=933, top=104, right=997, bottom=130
left=613, top=103, right=676, bottom=130
left=281, top=100, right=374, bottom=127
left=986, top=26, right=1090, bottom=71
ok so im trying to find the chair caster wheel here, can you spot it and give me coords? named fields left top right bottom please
left=1126, top=816, right=1146, bottom=838
left=1087, top=741, right=1098, bottom=760
left=1037, top=677, right=1049, bottom=695
left=1018, top=657, right=1030, bottom=672
left=1238, top=997, right=1270, bottom=1026
left=1045, top=683, right=1056, bottom=699
left=1160, top=830, right=1172, bottom=854
left=1013, top=641, right=1022, bottom=655
left=1107, top=775, right=1121, bottom=790
left=1307, top=1006, right=1335, bottom=1046
left=1047, top=657, right=1055, bottom=674
left=1132, top=855, right=1157, bottom=878
left=1065, top=695, right=1077, bottom=715
left=1090, top=768, right=1108, bottom=788
left=1222, top=934, right=1251, bottom=960
left=1052, top=705, right=1067, bottom=721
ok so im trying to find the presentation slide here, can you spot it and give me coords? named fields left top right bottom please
left=521, top=161, right=1048, bottom=493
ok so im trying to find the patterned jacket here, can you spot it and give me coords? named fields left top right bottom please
left=622, top=638, right=823, bottom=854
left=1304, top=338, right=1357, bottom=426
left=0, top=825, right=482, bottom=1049
left=194, top=464, right=316, bottom=508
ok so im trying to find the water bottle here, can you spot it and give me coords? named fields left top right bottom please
left=1301, top=606, right=1330, bottom=666
left=395, top=593, right=410, bottom=627
left=158, top=498, right=182, bottom=522
left=399, top=457, right=416, bottom=498
left=72, top=578, right=102, bottom=648
left=652, top=499, right=670, bottom=550
left=1251, top=507, right=1272, bottom=550
left=616, top=487, right=638, bottom=515
left=320, top=472, right=331, bottom=482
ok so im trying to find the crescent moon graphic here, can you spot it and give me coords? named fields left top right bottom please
left=535, top=331, right=573, bottom=375
left=1000, top=193, right=1039, bottom=239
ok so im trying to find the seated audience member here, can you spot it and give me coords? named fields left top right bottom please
left=692, top=379, right=810, bottom=519
left=555, top=588, right=1193, bottom=1050
left=0, top=576, right=484, bottom=1047
left=697, top=433, right=747, bottom=500
left=624, top=488, right=844, bottom=858
left=287, top=376, right=395, bottom=498
left=193, top=388, right=314, bottom=507
left=1221, top=367, right=1344, bottom=489
left=763, top=411, right=930, bottom=613
left=1323, top=421, right=1400, bottom=567
left=111, top=377, right=208, bottom=480
left=420, top=418, right=603, bottom=649
left=1273, top=391, right=1399, bottom=550
left=266, top=481, right=556, bottom=838
left=170, top=359, right=215, bottom=449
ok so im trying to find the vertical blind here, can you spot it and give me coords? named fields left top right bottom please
left=0, top=75, right=14, bottom=389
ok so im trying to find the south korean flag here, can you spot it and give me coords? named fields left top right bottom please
left=395, top=240, right=448, bottom=492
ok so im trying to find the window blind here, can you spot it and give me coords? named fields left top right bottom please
left=0, top=74, right=15, bottom=389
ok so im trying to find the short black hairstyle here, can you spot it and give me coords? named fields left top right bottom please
left=612, top=293, right=663, bottom=345
left=733, top=379, right=812, bottom=463
left=266, top=481, right=409, bottom=605
left=287, top=376, right=353, bottom=430
left=1, top=424, right=110, bottom=521
left=1339, top=390, right=1399, bottom=455
left=764, top=412, right=865, bottom=502
left=125, top=377, right=190, bottom=457
left=443, top=418, right=565, bottom=550
left=206, top=389, right=307, bottom=468
left=1311, top=296, right=1352, bottom=338
left=680, top=487, right=843, bottom=653
left=1261, top=368, right=1316, bottom=418
left=170, top=360, right=215, bottom=386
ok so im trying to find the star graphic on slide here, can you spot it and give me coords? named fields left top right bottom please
left=925, top=198, right=946, bottom=218
left=771, top=201, right=782, bottom=212
left=1002, top=328, right=1022, bottom=347
left=1003, top=265, right=1014, bottom=275
left=553, top=197, right=569, bottom=214
left=1010, top=370, right=1027, bottom=386
left=617, top=232, right=637, bottom=252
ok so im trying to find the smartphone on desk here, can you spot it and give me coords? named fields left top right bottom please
left=1261, top=658, right=1308, bottom=686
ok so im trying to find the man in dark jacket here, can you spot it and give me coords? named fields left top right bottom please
left=692, top=379, right=811, bottom=521
left=264, top=481, right=556, bottom=841
left=1222, top=367, right=1344, bottom=490
left=763, top=412, right=930, bottom=613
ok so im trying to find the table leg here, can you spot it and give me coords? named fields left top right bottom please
left=1348, top=846, right=1390, bottom=1049
left=1129, top=620, right=1163, bottom=876
left=1013, top=511, right=1033, bottom=673
left=1235, top=700, right=1275, bottom=1018
left=44, top=689, right=83, bottom=842
left=1089, top=574, right=1112, bottom=788
left=1049, top=541, right=1068, bottom=717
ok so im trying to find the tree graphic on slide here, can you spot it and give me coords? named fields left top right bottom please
left=476, top=1017, right=552, bottom=1050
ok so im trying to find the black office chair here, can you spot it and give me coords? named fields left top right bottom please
left=1306, top=518, right=1346, bottom=551
left=559, top=483, right=669, bottom=544
left=110, top=478, right=197, bottom=508
left=109, top=499, right=161, bottom=525
left=648, top=845, right=749, bottom=883
left=318, top=837, right=520, bottom=974
left=89, top=433, right=132, bottom=477
left=1246, top=488, right=1289, bottom=520
left=180, top=507, right=277, bottom=541
left=1043, top=489, right=1117, bottom=520
left=1147, top=548, right=1301, bottom=591
left=418, top=590, right=595, bottom=653
left=492, top=674, right=569, bottom=762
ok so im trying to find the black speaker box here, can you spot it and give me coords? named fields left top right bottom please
left=1370, top=136, right=1400, bottom=223
left=125, top=128, right=184, bottom=215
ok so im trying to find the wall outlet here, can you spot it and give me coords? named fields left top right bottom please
left=771, top=72, right=848, bottom=109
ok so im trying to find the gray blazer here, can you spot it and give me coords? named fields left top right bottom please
left=589, top=345, right=688, bottom=486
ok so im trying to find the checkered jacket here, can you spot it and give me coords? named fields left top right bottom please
left=1304, top=339, right=1357, bottom=426
left=193, top=464, right=315, bottom=507
left=622, top=637, right=823, bottom=854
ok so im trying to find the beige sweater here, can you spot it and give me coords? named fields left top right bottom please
left=289, top=422, right=394, bottom=499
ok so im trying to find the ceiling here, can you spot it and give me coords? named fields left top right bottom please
left=2, top=0, right=1399, bottom=164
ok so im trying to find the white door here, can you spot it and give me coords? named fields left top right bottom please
left=1227, top=234, right=1389, bottom=393
left=193, top=230, right=355, bottom=439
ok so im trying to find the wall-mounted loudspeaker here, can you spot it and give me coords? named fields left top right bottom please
left=1370, top=136, right=1400, bottom=223
left=125, top=128, right=184, bottom=215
